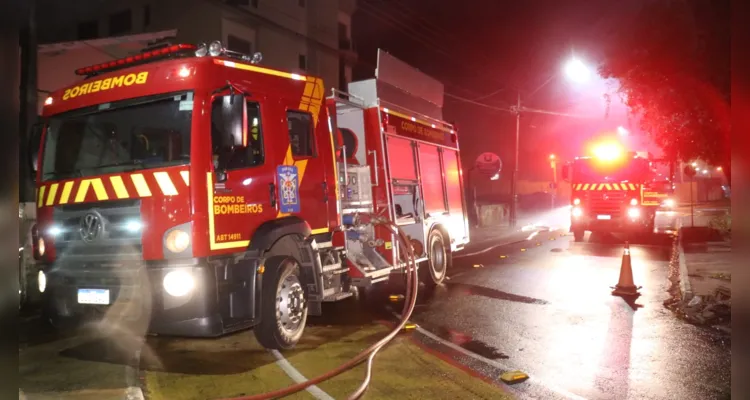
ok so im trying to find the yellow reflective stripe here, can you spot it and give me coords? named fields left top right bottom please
left=91, top=178, right=109, bottom=201
left=75, top=180, right=90, bottom=203
left=214, top=59, right=302, bottom=80
left=604, top=183, right=612, bottom=190
left=130, top=174, right=152, bottom=197
left=629, top=183, right=636, bottom=190
left=311, top=228, right=329, bottom=235
left=612, top=183, right=620, bottom=190
left=180, top=171, right=189, bottom=186
left=109, top=176, right=130, bottom=199
left=154, top=171, right=178, bottom=196
left=46, top=183, right=59, bottom=206
left=596, top=184, right=604, bottom=190
left=582, top=184, right=590, bottom=190
left=37, top=185, right=46, bottom=207
left=574, top=184, right=581, bottom=190
left=59, top=181, right=74, bottom=204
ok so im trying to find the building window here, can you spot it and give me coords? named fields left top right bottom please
left=211, top=99, right=265, bottom=169
left=227, top=35, right=253, bottom=55
left=298, top=0, right=305, bottom=7
left=287, top=111, right=315, bottom=157
left=144, top=5, right=151, bottom=27
left=298, top=54, right=307, bottom=70
left=77, top=20, right=98, bottom=40
left=109, top=9, right=132, bottom=36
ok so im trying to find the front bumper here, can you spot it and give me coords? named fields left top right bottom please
left=40, top=257, right=262, bottom=337
left=570, top=213, right=653, bottom=233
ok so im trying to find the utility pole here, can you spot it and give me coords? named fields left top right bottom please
left=510, top=92, right=521, bottom=228
left=19, top=0, right=37, bottom=203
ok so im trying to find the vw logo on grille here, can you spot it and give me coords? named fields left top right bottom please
left=79, top=212, right=103, bottom=243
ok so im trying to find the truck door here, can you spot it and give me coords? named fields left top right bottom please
left=210, top=94, right=278, bottom=252
left=280, top=100, right=330, bottom=235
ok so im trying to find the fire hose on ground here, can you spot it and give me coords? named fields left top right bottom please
left=224, top=213, right=420, bottom=400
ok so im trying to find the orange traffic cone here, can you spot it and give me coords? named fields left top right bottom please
left=611, top=242, right=641, bottom=297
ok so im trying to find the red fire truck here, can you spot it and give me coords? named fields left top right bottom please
left=31, top=42, right=469, bottom=349
left=562, top=142, right=657, bottom=242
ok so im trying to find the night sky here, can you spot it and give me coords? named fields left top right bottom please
left=352, top=0, right=648, bottom=194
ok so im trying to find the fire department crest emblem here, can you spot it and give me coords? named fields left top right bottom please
left=277, top=165, right=301, bottom=213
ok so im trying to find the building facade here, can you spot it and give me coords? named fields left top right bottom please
left=36, top=0, right=357, bottom=91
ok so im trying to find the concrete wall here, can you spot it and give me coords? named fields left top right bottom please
left=37, top=0, right=355, bottom=91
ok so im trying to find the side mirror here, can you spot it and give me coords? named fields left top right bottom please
left=218, top=94, right=246, bottom=148
left=561, top=165, right=570, bottom=181
left=213, top=94, right=246, bottom=182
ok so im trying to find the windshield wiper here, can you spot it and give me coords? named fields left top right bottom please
left=45, top=169, right=84, bottom=180
left=95, top=160, right=147, bottom=170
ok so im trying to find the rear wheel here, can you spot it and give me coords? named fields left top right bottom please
left=420, top=230, right=448, bottom=286
left=573, top=229, right=585, bottom=242
left=254, top=256, right=308, bottom=350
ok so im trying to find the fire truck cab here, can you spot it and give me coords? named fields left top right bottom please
left=562, top=143, right=656, bottom=242
left=32, top=42, right=469, bottom=349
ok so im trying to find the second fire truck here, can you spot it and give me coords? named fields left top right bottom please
left=31, top=42, right=469, bottom=349
left=562, top=142, right=671, bottom=242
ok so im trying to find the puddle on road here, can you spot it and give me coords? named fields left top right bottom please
left=445, top=282, right=549, bottom=305
left=432, top=325, right=510, bottom=360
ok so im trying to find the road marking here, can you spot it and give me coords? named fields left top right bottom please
left=269, top=350, right=334, bottom=400
left=389, top=310, right=587, bottom=400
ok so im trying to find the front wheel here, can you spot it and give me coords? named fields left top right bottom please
left=573, top=229, right=585, bottom=242
left=254, top=256, right=308, bottom=350
left=420, top=230, right=448, bottom=287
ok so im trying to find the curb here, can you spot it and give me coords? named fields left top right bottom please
left=676, top=236, right=694, bottom=302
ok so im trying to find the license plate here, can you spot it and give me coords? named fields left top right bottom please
left=77, top=288, right=110, bottom=305
left=597, top=215, right=611, bottom=220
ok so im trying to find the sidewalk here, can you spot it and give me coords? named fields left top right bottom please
left=670, top=208, right=731, bottom=331
left=463, top=208, right=569, bottom=254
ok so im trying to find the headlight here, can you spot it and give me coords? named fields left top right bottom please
left=630, top=198, right=638, bottom=206
left=165, top=229, right=190, bottom=253
left=38, top=270, right=46, bottom=293
left=163, top=270, right=195, bottom=297
left=37, top=237, right=46, bottom=257
left=572, top=207, right=583, bottom=217
left=628, top=208, right=640, bottom=218
left=663, top=198, right=675, bottom=208
left=573, top=198, right=581, bottom=205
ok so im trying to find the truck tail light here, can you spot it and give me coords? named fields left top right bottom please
left=628, top=208, right=641, bottom=218
left=573, top=198, right=581, bottom=205
left=572, top=207, right=583, bottom=217
left=630, top=198, right=638, bottom=206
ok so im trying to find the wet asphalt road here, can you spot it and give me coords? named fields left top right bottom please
left=400, top=211, right=731, bottom=400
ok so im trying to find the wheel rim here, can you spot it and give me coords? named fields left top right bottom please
left=430, top=237, right=446, bottom=276
left=276, top=268, right=305, bottom=335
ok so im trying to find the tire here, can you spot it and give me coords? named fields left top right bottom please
left=573, top=229, right=585, bottom=242
left=420, top=230, right=448, bottom=287
left=254, top=256, right=308, bottom=350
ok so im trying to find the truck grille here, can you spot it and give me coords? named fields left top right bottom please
left=52, top=199, right=143, bottom=262
left=583, top=191, right=627, bottom=218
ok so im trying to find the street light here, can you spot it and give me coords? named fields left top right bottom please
left=563, top=58, right=591, bottom=83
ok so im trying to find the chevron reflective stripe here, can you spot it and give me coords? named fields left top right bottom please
left=154, top=171, right=178, bottom=196
left=36, top=169, right=189, bottom=207
left=574, top=183, right=640, bottom=191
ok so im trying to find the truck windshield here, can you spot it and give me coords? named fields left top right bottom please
left=572, top=158, right=649, bottom=182
left=41, top=91, right=192, bottom=181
